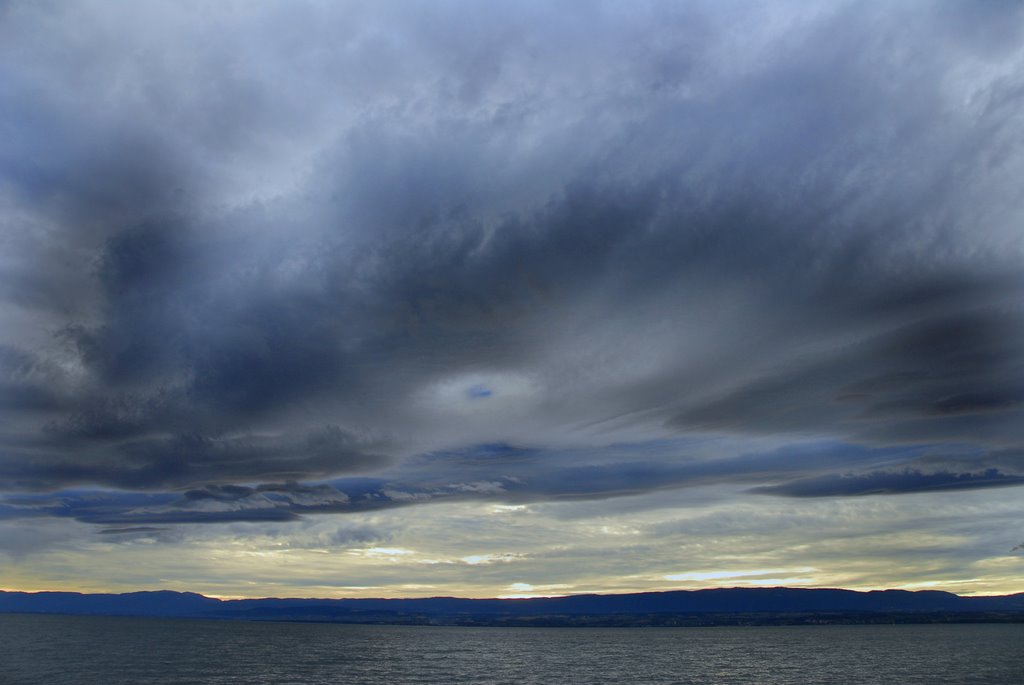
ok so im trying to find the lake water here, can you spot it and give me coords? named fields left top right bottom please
left=1, top=614, right=1022, bottom=684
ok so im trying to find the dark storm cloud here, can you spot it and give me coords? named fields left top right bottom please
left=0, top=426, right=385, bottom=491
left=669, top=304, right=1024, bottom=443
left=1, top=0, right=1023, bottom=511
left=751, top=469, right=1024, bottom=498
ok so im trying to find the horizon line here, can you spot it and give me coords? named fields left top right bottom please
left=3, top=584, right=1023, bottom=603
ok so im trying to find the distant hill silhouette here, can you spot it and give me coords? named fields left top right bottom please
left=4, top=587, right=1024, bottom=626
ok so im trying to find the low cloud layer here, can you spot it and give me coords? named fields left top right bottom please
left=2, top=440, right=1018, bottom=526
left=1, top=1, right=1023, bottom=595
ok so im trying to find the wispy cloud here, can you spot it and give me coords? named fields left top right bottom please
left=1, top=0, right=1023, bottom=595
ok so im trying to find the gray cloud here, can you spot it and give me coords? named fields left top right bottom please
left=1, top=0, right=1023, bottom=520
left=751, top=469, right=1024, bottom=498
left=0, top=425, right=386, bottom=492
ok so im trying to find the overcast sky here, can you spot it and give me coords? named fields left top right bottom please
left=2, top=0, right=1023, bottom=598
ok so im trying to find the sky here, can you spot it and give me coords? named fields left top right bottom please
left=1, top=0, right=1023, bottom=599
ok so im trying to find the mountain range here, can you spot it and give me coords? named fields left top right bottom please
left=3, top=587, right=1024, bottom=626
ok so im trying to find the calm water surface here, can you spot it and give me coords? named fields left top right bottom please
left=1, top=614, right=1022, bottom=684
